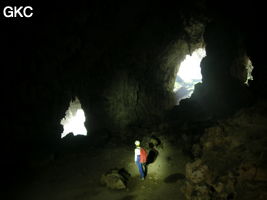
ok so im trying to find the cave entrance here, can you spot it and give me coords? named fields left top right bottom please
left=60, top=97, right=87, bottom=138
left=173, top=48, right=206, bottom=104
left=245, top=57, right=254, bottom=85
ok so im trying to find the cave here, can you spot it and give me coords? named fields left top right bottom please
left=2, top=1, right=267, bottom=200
left=60, top=97, right=87, bottom=138
left=173, top=48, right=206, bottom=104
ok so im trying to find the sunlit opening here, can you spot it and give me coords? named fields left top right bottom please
left=60, top=97, right=87, bottom=138
left=245, top=58, right=253, bottom=85
left=173, top=48, right=206, bottom=104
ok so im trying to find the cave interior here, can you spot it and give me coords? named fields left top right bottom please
left=2, top=1, right=267, bottom=199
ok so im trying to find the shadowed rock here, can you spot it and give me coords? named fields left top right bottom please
left=164, top=173, right=185, bottom=183
left=101, top=168, right=131, bottom=190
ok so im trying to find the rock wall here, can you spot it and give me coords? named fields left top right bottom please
left=2, top=0, right=267, bottom=156
left=182, top=100, right=267, bottom=199
left=190, top=21, right=253, bottom=117
left=3, top=1, right=208, bottom=145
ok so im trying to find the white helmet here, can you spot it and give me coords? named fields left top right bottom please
left=135, top=140, right=140, bottom=146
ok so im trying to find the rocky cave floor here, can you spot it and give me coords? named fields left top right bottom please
left=12, top=133, right=189, bottom=200
left=10, top=100, right=267, bottom=200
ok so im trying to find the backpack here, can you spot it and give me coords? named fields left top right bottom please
left=140, top=148, right=147, bottom=163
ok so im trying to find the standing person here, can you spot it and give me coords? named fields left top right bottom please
left=134, top=140, right=147, bottom=180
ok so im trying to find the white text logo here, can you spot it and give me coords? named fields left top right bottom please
left=3, top=6, right=33, bottom=18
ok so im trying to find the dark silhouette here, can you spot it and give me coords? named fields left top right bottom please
left=146, top=143, right=159, bottom=165
left=150, top=135, right=161, bottom=146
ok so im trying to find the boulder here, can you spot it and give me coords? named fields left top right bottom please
left=182, top=101, right=267, bottom=199
left=100, top=169, right=130, bottom=190
left=185, top=159, right=211, bottom=184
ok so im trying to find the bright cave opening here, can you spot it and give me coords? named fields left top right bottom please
left=245, top=57, right=254, bottom=85
left=60, top=97, right=87, bottom=138
left=173, top=48, right=206, bottom=104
